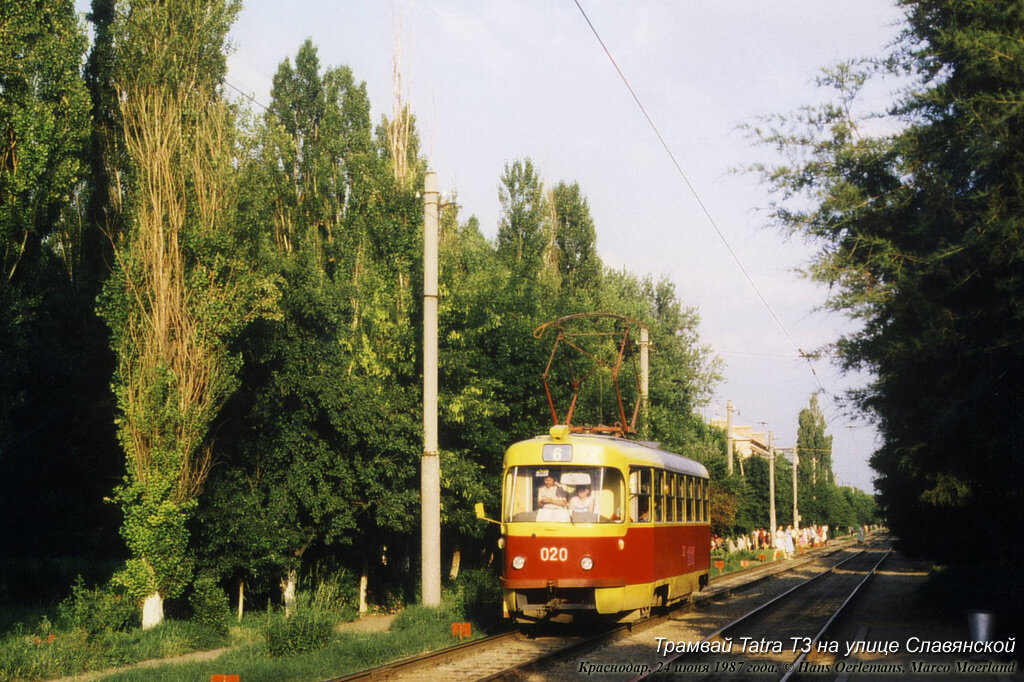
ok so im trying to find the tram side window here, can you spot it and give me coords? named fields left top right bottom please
left=694, top=477, right=702, bottom=522
left=682, top=476, right=691, bottom=522
left=629, top=468, right=652, bottom=522
left=596, top=468, right=625, bottom=523
left=652, top=470, right=663, bottom=522
left=668, top=474, right=675, bottom=522
left=675, top=475, right=683, bottom=522
left=665, top=472, right=676, bottom=523
left=703, top=480, right=710, bottom=521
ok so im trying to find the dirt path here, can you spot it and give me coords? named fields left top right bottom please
left=336, top=613, right=396, bottom=633
left=49, top=646, right=231, bottom=681
left=48, top=613, right=396, bottom=681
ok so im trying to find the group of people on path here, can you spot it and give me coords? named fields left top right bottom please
left=712, top=524, right=831, bottom=561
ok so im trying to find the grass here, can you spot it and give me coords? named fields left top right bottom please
left=0, top=568, right=504, bottom=681
left=711, top=548, right=775, bottom=576
left=0, top=618, right=229, bottom=681
left=102, top=604, right=470, bottom=682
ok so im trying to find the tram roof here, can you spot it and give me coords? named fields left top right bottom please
left=503, top=426, right=709, bottom=479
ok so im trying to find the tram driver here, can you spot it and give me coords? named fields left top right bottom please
left=537, top=475, right=567, bottom=509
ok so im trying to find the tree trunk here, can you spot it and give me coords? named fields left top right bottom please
left=359, top=557, right=369, bottom=615
left=237, top=578, right=244, bottom=623
left=449, top=545, right=461, bottom=580
left=141, top=592, right=163, bottom=629
left=280, top=569, right=297, bottom=617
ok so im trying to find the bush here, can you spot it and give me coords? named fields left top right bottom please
left=189, top=574, right=230, bottom=635
left=389, top=602, right=462, bottom=633
left=264, top=605, right=336, bottom=658
left=57, top=577, right=135, bottom=635
left=448, top=568, right=502, bottom=631
left=309, top=572, right=358, bottom=622
left=0, top=623, right=92, bottom=681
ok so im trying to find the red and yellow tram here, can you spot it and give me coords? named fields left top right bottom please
left=494, top=424, right=711, bottom=623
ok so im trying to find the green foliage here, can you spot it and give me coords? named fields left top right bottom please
left=496, top=158, right=547, bottom=280
left=446, top=568, right=502, bottom=631
left=189, top=574, right=230, bottom=635
left=263, top=604, right=336, bottom=659
left=93, top=0, right=265, bottom=623
left=0, top=0, right=90, bottom=284
left=112, top=490, right=196, bottom=602
left=0, top=0, right=118, bottom=568
left=199, top=39, right=425, bottom=609
left=95, top=606, right=464, bottom=682
left=0, top=617, right=227, bottom=681
left=549, top=181, right=602, bottom=297
left=750, top=0, right=1024, bottom=568
left=389, top=602, right=463, bottom=634
left=57, top=577, right=135, bottom=636
left=0, top=624, right=91, bottom=682
left=796, top=395, right=838, bottom=527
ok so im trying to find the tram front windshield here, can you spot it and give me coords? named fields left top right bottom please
left=504, top=466, right=624, bottom=523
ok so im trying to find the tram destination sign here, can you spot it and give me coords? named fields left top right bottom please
left=543, top=444, right=573, bottom=462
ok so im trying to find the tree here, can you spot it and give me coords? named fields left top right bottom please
left=796, top=394, right=834, bottom=525
left=200, top=41, right=425, bottom=613
left=95, top=0, right=267, bottom=628
left=496, top=159, right=547, bottom=283
left=0, top=0, right=119, bottom=569
left=750, top=0, right=1024, bottom=570
left=549, top=181, right=602, bottom=301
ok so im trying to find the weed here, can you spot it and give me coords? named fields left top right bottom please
left=57, top=576, right=135, bottom=635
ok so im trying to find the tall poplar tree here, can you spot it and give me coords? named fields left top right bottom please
left=550, top=181, right=602, bottom=299
left=496, top=159, right=547, bottom=284
left=0, top=0, right=113, bottom=565
left=95, top=0, right=266, bottom=627
left=795, top=394, right=835, bottom=526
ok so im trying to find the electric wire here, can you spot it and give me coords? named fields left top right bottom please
left=571, top=0, right=827, bottom=396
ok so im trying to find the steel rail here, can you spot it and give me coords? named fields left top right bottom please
left=778, top=548, right=891, bottom=681
left=322, top=536, right=866, bottom=682
left=481, top=539, right=860, bottom=681
left=324, top=631, right=519, bottom=682
left=629, top=548, right=874, bottom=681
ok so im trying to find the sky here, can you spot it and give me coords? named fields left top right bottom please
left=83, top=1, right=911, bottom=492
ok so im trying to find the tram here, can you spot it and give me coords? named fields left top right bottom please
left=489, top=424, right=711, bottom=624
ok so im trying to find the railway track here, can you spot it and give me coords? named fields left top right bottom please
left=630, top=544, right=890, bottom=681
left=325, top=537, right=869, bottom=682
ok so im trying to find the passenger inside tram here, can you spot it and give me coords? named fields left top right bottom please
left=505, top=466, right=623, bottom=523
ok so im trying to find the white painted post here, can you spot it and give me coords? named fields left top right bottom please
left=768, top=431, right=776, bottom=537
left=421, top=171, right=441, bottom=606
left=792, top=446, right=800, bottom=530
left=726, top=400, right=734, bottom=476
left=639, top=326, right=649, bottom=439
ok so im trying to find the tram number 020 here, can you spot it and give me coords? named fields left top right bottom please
left=539, top=547, right=568, bottom=562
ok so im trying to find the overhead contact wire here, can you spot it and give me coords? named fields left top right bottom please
left=571, top=0, right=825, bottom=396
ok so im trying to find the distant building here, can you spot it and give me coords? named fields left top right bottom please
left=710, top=419, right=770, bottom=460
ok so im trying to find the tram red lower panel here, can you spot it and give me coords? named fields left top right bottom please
left=502, top=524, right=710, bottom=589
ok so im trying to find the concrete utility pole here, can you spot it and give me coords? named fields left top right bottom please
left=421, top=171, right=441, bottom=606
left=726, top=400, right=734, bottom=476
left=792, top=445, right=800, bottom=530
left=639, top=326, right=649, bottom=439
left=768, top=431, right=776, bottom=537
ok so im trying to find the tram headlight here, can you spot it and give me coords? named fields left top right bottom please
left=580, top=555, right=594, bottom=571
left=512, top=555, right=526, bottom=570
